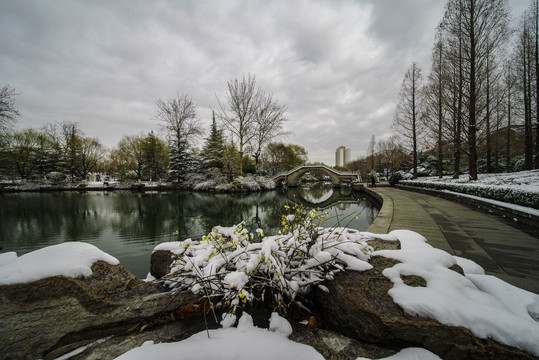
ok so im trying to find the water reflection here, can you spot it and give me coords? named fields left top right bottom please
left=0, top=186, right=378, bottom=278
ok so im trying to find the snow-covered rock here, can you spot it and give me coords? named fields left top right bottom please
left=313, top=232, right=539, bottom=360
left=0, top=242, right=119, bottom=285
left=0, top=243, right=197, bottom=360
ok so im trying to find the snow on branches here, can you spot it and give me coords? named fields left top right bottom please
left=160, top=204, right=375, bottom=314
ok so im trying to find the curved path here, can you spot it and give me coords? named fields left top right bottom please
left=367, top=183, right=539, bottom=294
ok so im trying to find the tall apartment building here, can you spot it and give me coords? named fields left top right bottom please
left=335, top=146, right=351, bottom=168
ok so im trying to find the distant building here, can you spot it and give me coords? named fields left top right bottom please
left=335, top=146, right=351, bottom=168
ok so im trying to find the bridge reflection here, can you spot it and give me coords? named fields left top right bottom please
left=284, top=182, right=378, bottom=228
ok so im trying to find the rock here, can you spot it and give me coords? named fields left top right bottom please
left=0, top=261, right=197, bottom=360
left=289, top=322, right=398, bottom=360
left=47, top=313, right=221, bottom=360
left=313, top=256, right=537, bottom=360
left=150, top=250, right=177, bottom=279
left=51, top=306, right=398, bottom=360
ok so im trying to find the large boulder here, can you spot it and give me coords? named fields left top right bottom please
left=0, top=260, right=196, bottom=360
left=313, top=255, right=537, bottom=360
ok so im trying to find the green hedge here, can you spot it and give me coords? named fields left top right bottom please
left=400, top=181, right=539, bottom=210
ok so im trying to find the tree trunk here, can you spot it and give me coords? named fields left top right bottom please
left=525, top=28, right=533, bottom=170
left=485, top=44, right=492, bottom=173
left=437, top=42, right=443, bottom=179
left=412, top=71, right=418, bottom=179
left=506, top=72, right=512, bottom=173
left=453, top=21, right=463, bottom=179
left=468, top=0, right=478, bottom=180
left=535, top=0, right=539, bottom=169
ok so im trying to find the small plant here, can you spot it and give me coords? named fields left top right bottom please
left=160, top=204, right=374, bottom=316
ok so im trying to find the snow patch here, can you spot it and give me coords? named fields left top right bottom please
left=269, top=312, right=293, bottom=337
left=0, top=242, right=119, bottom=285
left=454, top=256, right=485, bottom=275
left=114, top=313, right=323, bottom=360
left=152, top=241, right=186, bottom=255
left=220, top=313, right=236, bottom=328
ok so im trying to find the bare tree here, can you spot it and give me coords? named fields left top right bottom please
left=519, top=0, right=539, bottom=169
left=0, top=86, right=21, bottom=170
left=115, top=134, right=146, bottom=181
left=504, top=61, right=516, bottom=172
left=516, top=15, right=535, bottom=170
left=377, top=135, right=403, bottom=179
left=75, top=137, right=105, bottom=179
left=443, top=0, right=511, bottom=179
left=7, top=129, right=40, bottom=179
left=424, top=27, right=448, bottom=179
left=0, top=85, right=20, bottom=135
left=250, top=92, right=289, bottom=173
left=155, top=94, right=202, bottom=181
left=367, top=135, right=376, bottom=171
left=534, top=0, right=539, bottom=169
left=216, top=74, right=261, bottom=175
left=393, top=62, right=424, bottom=179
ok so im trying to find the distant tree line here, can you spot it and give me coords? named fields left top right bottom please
left=0, top=76, right=307, bottom=183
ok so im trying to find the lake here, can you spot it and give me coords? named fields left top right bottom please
left=0, top=183, right=379, bottom=278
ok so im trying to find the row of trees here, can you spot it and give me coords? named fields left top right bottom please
left=393, top=0, right=539, bottom=179
left=346, top=135, right=408, bottom=179
left=0, top=77, right=307, bottom=183
left=0, top=120, right=106, bottom=181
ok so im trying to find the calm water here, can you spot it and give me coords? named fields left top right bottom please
left=0, top=183, right=378, bottom=278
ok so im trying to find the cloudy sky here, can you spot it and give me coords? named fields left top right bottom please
left=0, top=0, right=530, bottom=164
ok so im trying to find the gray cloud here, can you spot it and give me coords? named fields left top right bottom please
left=0, top=0, right=530, bottom=165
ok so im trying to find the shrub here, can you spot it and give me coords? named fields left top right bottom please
left=399, top=180, right=538, bottom=209
left=160, top=205, right=373, bottom=315
left=46, top=172, right=67, bottom=184
left=388, top=172, right=403, bottom=187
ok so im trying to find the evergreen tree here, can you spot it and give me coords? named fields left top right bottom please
left=203, top=111, right=225, bottom=170
left=168, top=138, right=191, bottom=181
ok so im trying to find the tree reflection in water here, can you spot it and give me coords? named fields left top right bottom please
left=0, top=187, right=378, bottom=278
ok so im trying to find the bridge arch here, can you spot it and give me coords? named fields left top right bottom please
left=273, top=165, right=360, bottom=188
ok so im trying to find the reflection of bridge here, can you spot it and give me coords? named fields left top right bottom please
left=273, top=165, right=361, bottom=187
left=287, top=187, right=360, bottom=209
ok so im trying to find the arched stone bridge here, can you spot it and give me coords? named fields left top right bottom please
left=273, top=165, right=361, bottom=187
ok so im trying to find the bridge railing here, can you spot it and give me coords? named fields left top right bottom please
left=272, top=164, right=361, bottom=180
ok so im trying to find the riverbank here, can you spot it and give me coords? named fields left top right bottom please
left=0, top=175, right=278, bottom=193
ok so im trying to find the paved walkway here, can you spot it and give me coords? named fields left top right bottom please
left=367, top=183, right=539, bottom=294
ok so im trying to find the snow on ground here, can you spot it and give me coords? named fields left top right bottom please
left=402, top=170, right=539, bottom=194
left=114, top=312, right=325, bottom=360
left=399, top=170, right=539, bottom=210
left=442, top=189, right=539, bottom=217
left=113, top=312, right=442, bottom=360
left=0, top=242, right=119, bottom=285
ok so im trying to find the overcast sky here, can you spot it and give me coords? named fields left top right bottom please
left=0, top=0, right=530, bottom=164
